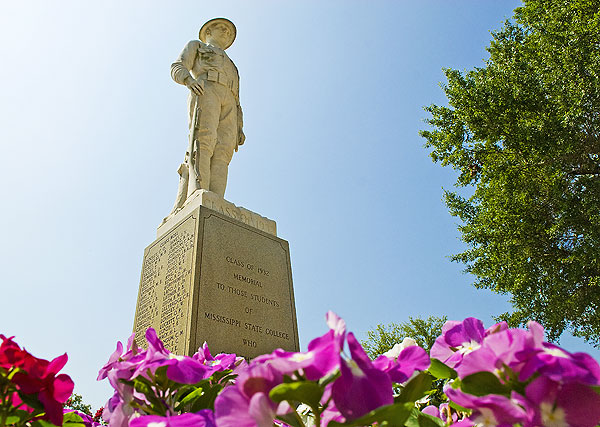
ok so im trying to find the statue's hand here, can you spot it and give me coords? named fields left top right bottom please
left=185, top=78, right=204, bottom=95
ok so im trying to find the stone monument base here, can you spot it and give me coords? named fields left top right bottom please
left=158, top=190, right=277, bottom=238
left=133, top=192, right=299, bottom=359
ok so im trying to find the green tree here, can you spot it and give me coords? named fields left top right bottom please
left=362, top=316, right=447, bottom=359
left=363, top=316, right=448, bottom=409
left=421, top=0, right=600, bottom=344
left=64, top=393, right=92, bottom=416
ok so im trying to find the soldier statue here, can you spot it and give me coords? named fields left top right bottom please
left=168, top=18, right=244, bottom=217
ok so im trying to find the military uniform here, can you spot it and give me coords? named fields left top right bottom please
left=170, top=39, right=244, bottom=201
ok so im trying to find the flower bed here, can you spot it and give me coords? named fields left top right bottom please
left=2, top=312, right=600, bottom=426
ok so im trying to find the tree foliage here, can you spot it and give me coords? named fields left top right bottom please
left=362, top=316, right=447, bottom=359
left=64, top=393, right=92, bottom=416
left=421, top=0, right=600, bottom=344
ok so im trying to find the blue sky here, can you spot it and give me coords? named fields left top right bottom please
left=1, top=0, right=595, bottom=410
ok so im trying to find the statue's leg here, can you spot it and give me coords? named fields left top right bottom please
left=210, top=91, right=237, bottom=198
left=191, top=83, right=221, bottom=195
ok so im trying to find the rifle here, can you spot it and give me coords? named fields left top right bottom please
left=186, top=95, right=201, bottom=198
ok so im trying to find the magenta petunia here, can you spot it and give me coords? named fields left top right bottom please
left=129, top=410, right=215, bottom=427
left=251, top=311, right=345, bottom=380
left=325, top=311, right=346, bottom=347
left=64, top=409, right=103, bottom=427
left=166, top=356, right=212, bottom=384
left=214, top=363, right=284, bottom=427
left=456, top=327, right=530, bottom=379
left=102, top=387, right=135, bottom=427
left=192, top=342, right=240, bottom=372
left=373, top=344, right=430, bottom=383
left=422, top=405, right=440, bottom=418
left=445, top=386, right=528, bottom=426
left=519, top=341, right=600, bottom=384
left=484, top=321, right=509, bottom=336
left=214, top=386, right=261, bottom=427
left=524, top=375, right=600, bottom=427
left=97, top=341, right=124, bottom=381
left=331, top=332, right=393, bottom=420
left=430, top=318, right=485, bottom=369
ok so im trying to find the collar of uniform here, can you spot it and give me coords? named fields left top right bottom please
left=202, top=41, right=225, bottom=53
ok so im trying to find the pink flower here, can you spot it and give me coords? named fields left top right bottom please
left=430, top=318, right=485, bottom=369
left=445, top=386, right=528, bottom=426
left=193, top=342, right=240, bottom=372
left=456, top=320, right=600, bottom=386
left=102, top=388, right=135, bottom=427
left=517, top=323, right=600, bottom=384
left=524, top=375, right=600, bottom=427
left=422, top=405, right=440, bottom=418
left=129, top=410, right=215, bottom=427
left=456, top=327, right=531, bottom=379
left=332, top=333, right=393, bottom=420
left=251, top=311, right=346, bottom=380
left=214, top=363, right=285, bottom=427
left=372, top=343, right=430, bottom=383
left=10, top=351, right=74, bottom=426
left=64, top=409, right=102, bottom=427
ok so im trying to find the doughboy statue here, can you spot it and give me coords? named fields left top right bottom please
left=168, top=18, right=244, bottom=215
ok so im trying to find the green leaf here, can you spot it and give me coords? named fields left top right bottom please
left=153, top=366, right=170, bottom=387
left=269, top=381, right=323, bottom=409
left=132, top=376, right=167, bottom=414
left=428, top=359, right=457, bottom=379
left=63, top=411, right=87, bottom=427
left=405, top=408, right=445, bottom=427
left=63, top=412, right=85, bottom=423
left=448, top=400, right=471, bottom=414
left=460, top=372, right=509, bottom=397
left=173, top=384, right=198, bottom=402
left=31, top=420, right=59, bottom=427
left=318, top=369, right=341, bottom=388
left=176, top=386, right=204, bottom=408
left=275, top=412, right=304, bottom=427
left=5, top=409, right=33, bottom=424
left=329, top=402, right=414, bottom=427
left=5, top=416, right=20, bottom=424
left=17, top=392, right=45, bottom=411
left=395, top=372, right=433, bottom=404
left=211, top=369, right=234, bottom=383
left=190, top=383, right=223, bottom=412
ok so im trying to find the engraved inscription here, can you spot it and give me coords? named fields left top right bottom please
left=193, top=210, right=298, bottom=357
left=204, top=199, right=274, bottom=234
left=135, top=206, right=297, bottom=359
left=233, top=273, right=262, bottom=288
left=210, top=252, right=293, bottom=345
left=135, top=250, right=162, bottom=340
left=158, top=229, right=194, bottom=350
left=134, top=216, right=196, bottom=354
left=204, top=311, right=241, bottom=327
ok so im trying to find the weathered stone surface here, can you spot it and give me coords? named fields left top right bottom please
left=158, top=189, right=277, bottom=238
left=134, top=204, right=298, bottom=358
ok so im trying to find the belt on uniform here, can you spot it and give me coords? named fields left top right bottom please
left=200, top=70, right=235, bottom=91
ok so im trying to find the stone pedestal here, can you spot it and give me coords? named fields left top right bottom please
left=133, top=191, right=299, bottom=358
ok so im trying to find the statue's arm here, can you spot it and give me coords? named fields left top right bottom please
left=171, top=41, right=203, bottom=94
